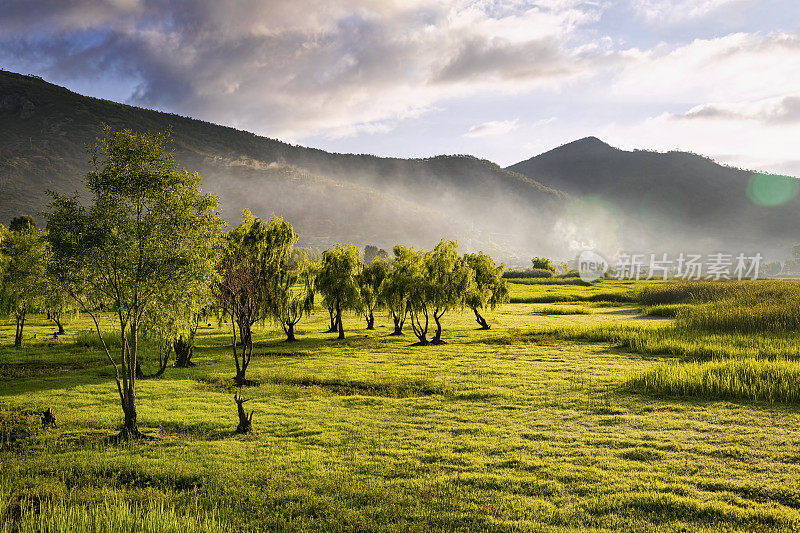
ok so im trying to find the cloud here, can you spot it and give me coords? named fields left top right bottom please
left=673, top=95, right=800, bottom=125
left=0, top=0, right=604, bottom=140
left=613, top=33, right=800, bottom=103
left=632, top=0, right=751, bottom=23
left=464, top=119, right=519, bottom=138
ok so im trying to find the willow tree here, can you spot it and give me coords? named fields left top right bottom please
left=273, top=259, right=315, bottom=342
left=408, top=240, right=473, bottom=345
left=0, top=221, right=47, bottom=347
left=357, top=258, right=387, bottom=329
left=464, top=252, right=509, bottom=330
left=46, top=127, right=223, bottom=439
left=380, top=245, right=416, bottom=335
left=215, top=212, right=296, bottom=383
left=317, top=244, right=361, bottom=340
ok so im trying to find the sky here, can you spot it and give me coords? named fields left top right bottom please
left=1, top=0, right=799, bottom=174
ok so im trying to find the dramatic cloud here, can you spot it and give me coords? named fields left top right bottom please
left=464, top=119, right=518, bottom=138
left=0, top=0, right=604, bottom=139
left=1, top=0, right=798, bottom=175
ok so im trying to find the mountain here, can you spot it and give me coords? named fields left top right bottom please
left=0, top=70, right=566, bottom=263
left=3, top=69, right=796, bottom=263
left=508, top=137, right=800, bottom=258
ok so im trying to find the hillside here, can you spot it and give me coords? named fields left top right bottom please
left=0, top=70, right=565, bottom=262
left=508, top=137, right=800, bottom=257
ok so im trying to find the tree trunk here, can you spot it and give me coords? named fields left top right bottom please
left=327, top=305, right=337, bottom=332
left=474, top=309, right=490, bottom=330
left=234, top=391, right=253, bottom=434
left=431, top=313, right=445, bottom=345
left=390, top=314, right=404, bottom=335
left=14, top=311, right=25, bottom=348
left=286, top=322, right=296, bottom=342
left=336, top=301, right=345, bottom=340
left=409, top=308, right=428, bottom=345
left=366, top=311, right=375, bottom=330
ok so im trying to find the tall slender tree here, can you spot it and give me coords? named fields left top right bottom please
left=357, top=258, right=388, bottom=329
left=272, top=259, right=315, bottom=342
left=316, top=244, right=361, bottom=340
left=0, top=220, right=47, bottom=347
left=380, top=245, right=416, bottom=335
left=464, top=252, right=509, bottom=330
left=215, top=212, right=296, bottom=383
left=47, top=127, right=223, bottom=439
left=408, top=240, right=474, bottom=345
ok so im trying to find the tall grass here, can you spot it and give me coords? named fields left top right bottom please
left=1, top=496, right=226, bottom=533
left=629, top=359, right=800, bottom=403
left=74, top=329, right=123, bottom=349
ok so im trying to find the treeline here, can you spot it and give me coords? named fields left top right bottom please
left=0, top=127, right=508, bottom=439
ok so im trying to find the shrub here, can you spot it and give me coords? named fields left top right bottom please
left=503, top=269, right=554, bottom=279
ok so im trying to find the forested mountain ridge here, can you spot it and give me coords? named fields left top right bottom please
left=0, top=70, right=565, bottom=262
left=508, top=136, right=800, bottom=258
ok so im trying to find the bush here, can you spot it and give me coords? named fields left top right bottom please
left=503, top=269, right=554, bottom=279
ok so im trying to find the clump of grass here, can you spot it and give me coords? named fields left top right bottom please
left=1, top=495, right=227, bottom=533
left=628, top=359, right=800, bottom=404
left=74, top=329, right=122, bottom=349
left=511, top=292, right=635, bottom=304
left=508, top=278, right=591, bottom=286
left=641, top=304, right=695, bottom=317
left=535, top=306, right=592, bottom=315
left=680, top=300, right=800, bottom=334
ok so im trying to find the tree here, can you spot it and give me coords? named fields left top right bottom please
left=408, top=240, right=474, bottom=345
left=0, top=221, right=47, bottom=347
left=46, top=127, right=223, bottom=439
left=272, top=255, right=316, bottom=342
left=43, top=275, right=76, bottom=336
left=464, top=252, right=509, bottom=330
left=531, top=256, right=557, bottom=273
left=9, top=215, right=36, bottom=233
left=380, top=245, right=416, bottom=335
left=317, top=244, right=361, bottom=340
left=357, top=258, right=388, bottom=329
left=364, top=245, right=389, bottom=264
left=215, top=212, right=297, bottom=383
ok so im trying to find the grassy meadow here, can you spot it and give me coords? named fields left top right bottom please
left=2, top=279, right=800, bottom=531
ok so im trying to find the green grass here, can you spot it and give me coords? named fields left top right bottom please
left=629, top=359, right=800, bottom=404
left=2, top=282, right=800, bottom=531
left=535, top=305, right=593, bottom=315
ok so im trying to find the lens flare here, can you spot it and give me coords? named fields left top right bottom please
left=746, top=173, right=800, bottom=207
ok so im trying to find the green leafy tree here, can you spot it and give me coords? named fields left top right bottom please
left=531, top=256, right=557, bottom=273
left=380, top=245, right=416, bottom=335
left=317, top=244, right=362, bottom=340
left=364, top=245, right=389, bottom=264
left=43, top=274, right=76, bottom=336
left=464, top=252, right=509, bottom=330
left=273, top=259, right=315, bottom=342
left=215, top=211, right=297, bottom=383
left=46, top=127, right=223, bottom=439
left=8, top=215, right=36, bottom=233
left=357, top=258, right=388, bottom=329
left=408, top=240, right=474, bottom=345
left=0, top=221, right=47, bottom=347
